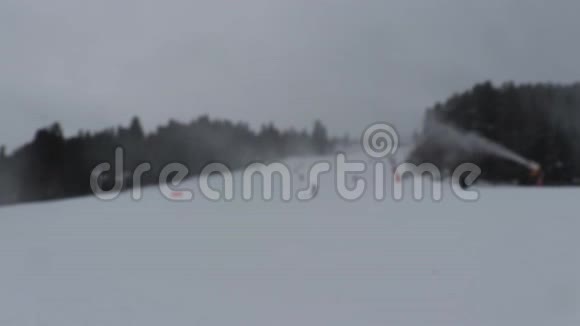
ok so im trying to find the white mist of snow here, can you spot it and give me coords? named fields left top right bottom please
left=425, top=119, right=539, bottom=170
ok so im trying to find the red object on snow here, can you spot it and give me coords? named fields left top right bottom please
left=536, top=173, right=544, bottom=186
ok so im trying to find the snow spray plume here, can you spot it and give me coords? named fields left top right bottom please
left=420, top=119, right=540, bottom=172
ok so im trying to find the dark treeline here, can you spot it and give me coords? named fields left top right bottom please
left=424, top=81, right=580, bottom=185
left=0, top=116, right=333, bottom=205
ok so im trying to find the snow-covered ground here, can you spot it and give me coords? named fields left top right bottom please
left=0, top=153, right=578, bottom=326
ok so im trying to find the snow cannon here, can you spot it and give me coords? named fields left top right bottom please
left=528, top=161, right=541, bottom=177
left=527, top=161, right=544, bottom=186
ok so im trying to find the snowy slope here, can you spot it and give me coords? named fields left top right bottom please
left=0, top=153, right=578, bottom=326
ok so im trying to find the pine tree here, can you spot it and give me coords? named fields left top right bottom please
left=312, top=120, right=328, bottom=154
left=129, top=116, right=145, bottom=140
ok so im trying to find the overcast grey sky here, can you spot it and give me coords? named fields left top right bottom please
left=2, top=0, right=580, bottom=149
